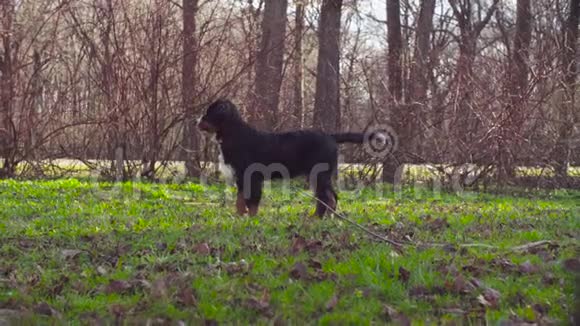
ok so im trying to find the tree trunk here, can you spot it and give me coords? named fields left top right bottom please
left=143, top=1, right=163, bottom=180
left=448, top=0, right=499, bottom=163
left=313, top=0, right=342, bottom=133
left=26, top=50, right=42, bottom=161
left=99, top=0, right=124, bottom=180
left=382, top=0, right=404, bottom=183
left=498, top=0, right=532, bottom=181
left=386, top=0, right=403, bottom=103
left=251, top=0, right=288, bottom=131
left=292, top=0, right=305, bottom=129
left=182, top=0, right=201, bottom=178
left=554, top=0, right=579, bottom=177
left=408, top=0, right=436, bottom=159
left=0, top=0, right=15, bottom=177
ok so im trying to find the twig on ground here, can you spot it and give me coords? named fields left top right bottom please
left=421, top=240, right=558, bottom=251
left=297, top=190, right=406, bottom=253
left=509, top=240, right=557, bottom=252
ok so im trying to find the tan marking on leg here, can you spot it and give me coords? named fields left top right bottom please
left=236, top=192, right=247, bottom=215
left=327, top=190, right=337, bottom=212
left=247, top=203, right=259, bottom=216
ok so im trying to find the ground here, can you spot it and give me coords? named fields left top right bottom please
left=0, top=179, right=578, bottom=324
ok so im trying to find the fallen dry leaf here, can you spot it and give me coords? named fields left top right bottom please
left=506, top=291, right=526, bottom=306
left=290, top=236, right=307, bottom=255
left=222, top=259, right=251, bottom=275
left=176, top=287, right=197, bottom=307
left=115, top=244, right=132, bottom=256
left=244, top=297, right=269, bottom=311
left=151, top=277, right=168, bottom=299
left=437, top=263, right=458, bottom=276
left=290, top=262, right=308, bottom=280
left=535, top=250, right=555, bottom=262
left=563, top=258, right=580, bottom=273
left=313, top=270, right=337, bottom=282
left=105, top=280, right=132, bottom=294
left=34, top=302, right=59, bottom=317
left=108, top=304, right=126, bottom=317
left=478, top=287, right=501, bottom=309
left=61, top=249, right=83, bottom=260
left=382, top=305, right=411, bottom=326
left=27, top=274, right=40, bottom=286
left=397, top=314, right=411, bottom=326
left=462, top=264, right=484, bottom=277
left=337, top=232, right=356, bottom=249
left=132, top=279, right=152, bottom=291
left=442, top=243, right=457, bottom=253
left=532, top=303, right=549, bottom=316
left=156, top=242, right=168, bottom=251
left=244, top=290, right=272, bottom=317
left=469, top=277, right=484, bottom=289
left=382, top=304, right=398, bottom=320
left=492, top=258, right=517, bottom=273
left=518, top=260, right=539, bottom=274
left=79, top=312, right=104, bottom=325
left=49, top=275, right=69, bottom=296
left=0, top=309, right=20, bottom=318
left=307, top=259, right=322, bottom=270
left=398, top=267, right=411, bottom=285
left=446, top=274, right=475, bottom=295
left=18, top=239, right=34, bottom=249
left=96, top=266, right=108, bottom=276
left=427, top=218, right=450, bottom=231
left=409, top=285, right=429, bottom=297
left=325, top=294, right=339, bottom=311
left=194, top=243, right=211, bottom=256
left=541, top=273, right=557, bottom=285
left=306, top=239, right=324, bottom=254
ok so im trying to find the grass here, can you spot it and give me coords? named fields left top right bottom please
left=14, top=158, right=580, bottom=180
left=0, top=178, right=579, bottom=324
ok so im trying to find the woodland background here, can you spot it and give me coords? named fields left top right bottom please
left=0, top=0, right=578, bottom=186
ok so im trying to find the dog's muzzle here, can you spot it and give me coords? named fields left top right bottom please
left=197, top=118, right=215, bottom=133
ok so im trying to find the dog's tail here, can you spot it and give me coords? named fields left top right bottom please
left=330, top=132, right=386, bottom=145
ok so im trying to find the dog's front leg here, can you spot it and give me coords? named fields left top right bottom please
left=236, top=191, right=248, bottom=215
left=247, top=203, right=259, bottom=216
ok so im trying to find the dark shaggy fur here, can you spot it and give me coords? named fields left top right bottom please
left=198, top=99, right=384, bottom=217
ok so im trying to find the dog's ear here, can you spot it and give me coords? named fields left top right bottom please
left=200, top=99, right=242, bottom=132
left=212, top=99, right=241, bottom=122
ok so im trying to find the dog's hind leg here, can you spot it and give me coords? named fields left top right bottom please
left=236, top=191, right=248, bottom=215
left=245, top=176, right=263, bottom=217
left=314, top=172, right=337, bottom=217
left=315, top=186, right=337, bottom=217
left=247, top=203, right=259, bottom=216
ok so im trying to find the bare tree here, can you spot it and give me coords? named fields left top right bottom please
left=383, top=0, right=404, bottom=183
left=448, top=0, right=499, bottom=161
left=0, top=0, right=15, bottom=177
left=313, top=0, right=343, bottom=133
left=408, top=0, right=436, bottom=157
left=0, top=0, right=576, bottom=187
left=498, top=0, right=532, bottom=180
left=25, top=51, right=43, bottom=161
left=554, top=0, right=579, bottom=177
left=251, top=0, right=288, bottom=130
left=182, top=0, right=201, bottom=178
left=292, top=0, right=305, bottom=129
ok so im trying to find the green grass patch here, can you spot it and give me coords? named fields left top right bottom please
left=0, top=179, right=578, bottom=324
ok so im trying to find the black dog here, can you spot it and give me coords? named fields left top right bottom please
left=198, top=99, right=386, bottom=217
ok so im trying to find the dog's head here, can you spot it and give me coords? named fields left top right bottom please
left=198, top=99, right=242, bottom=134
